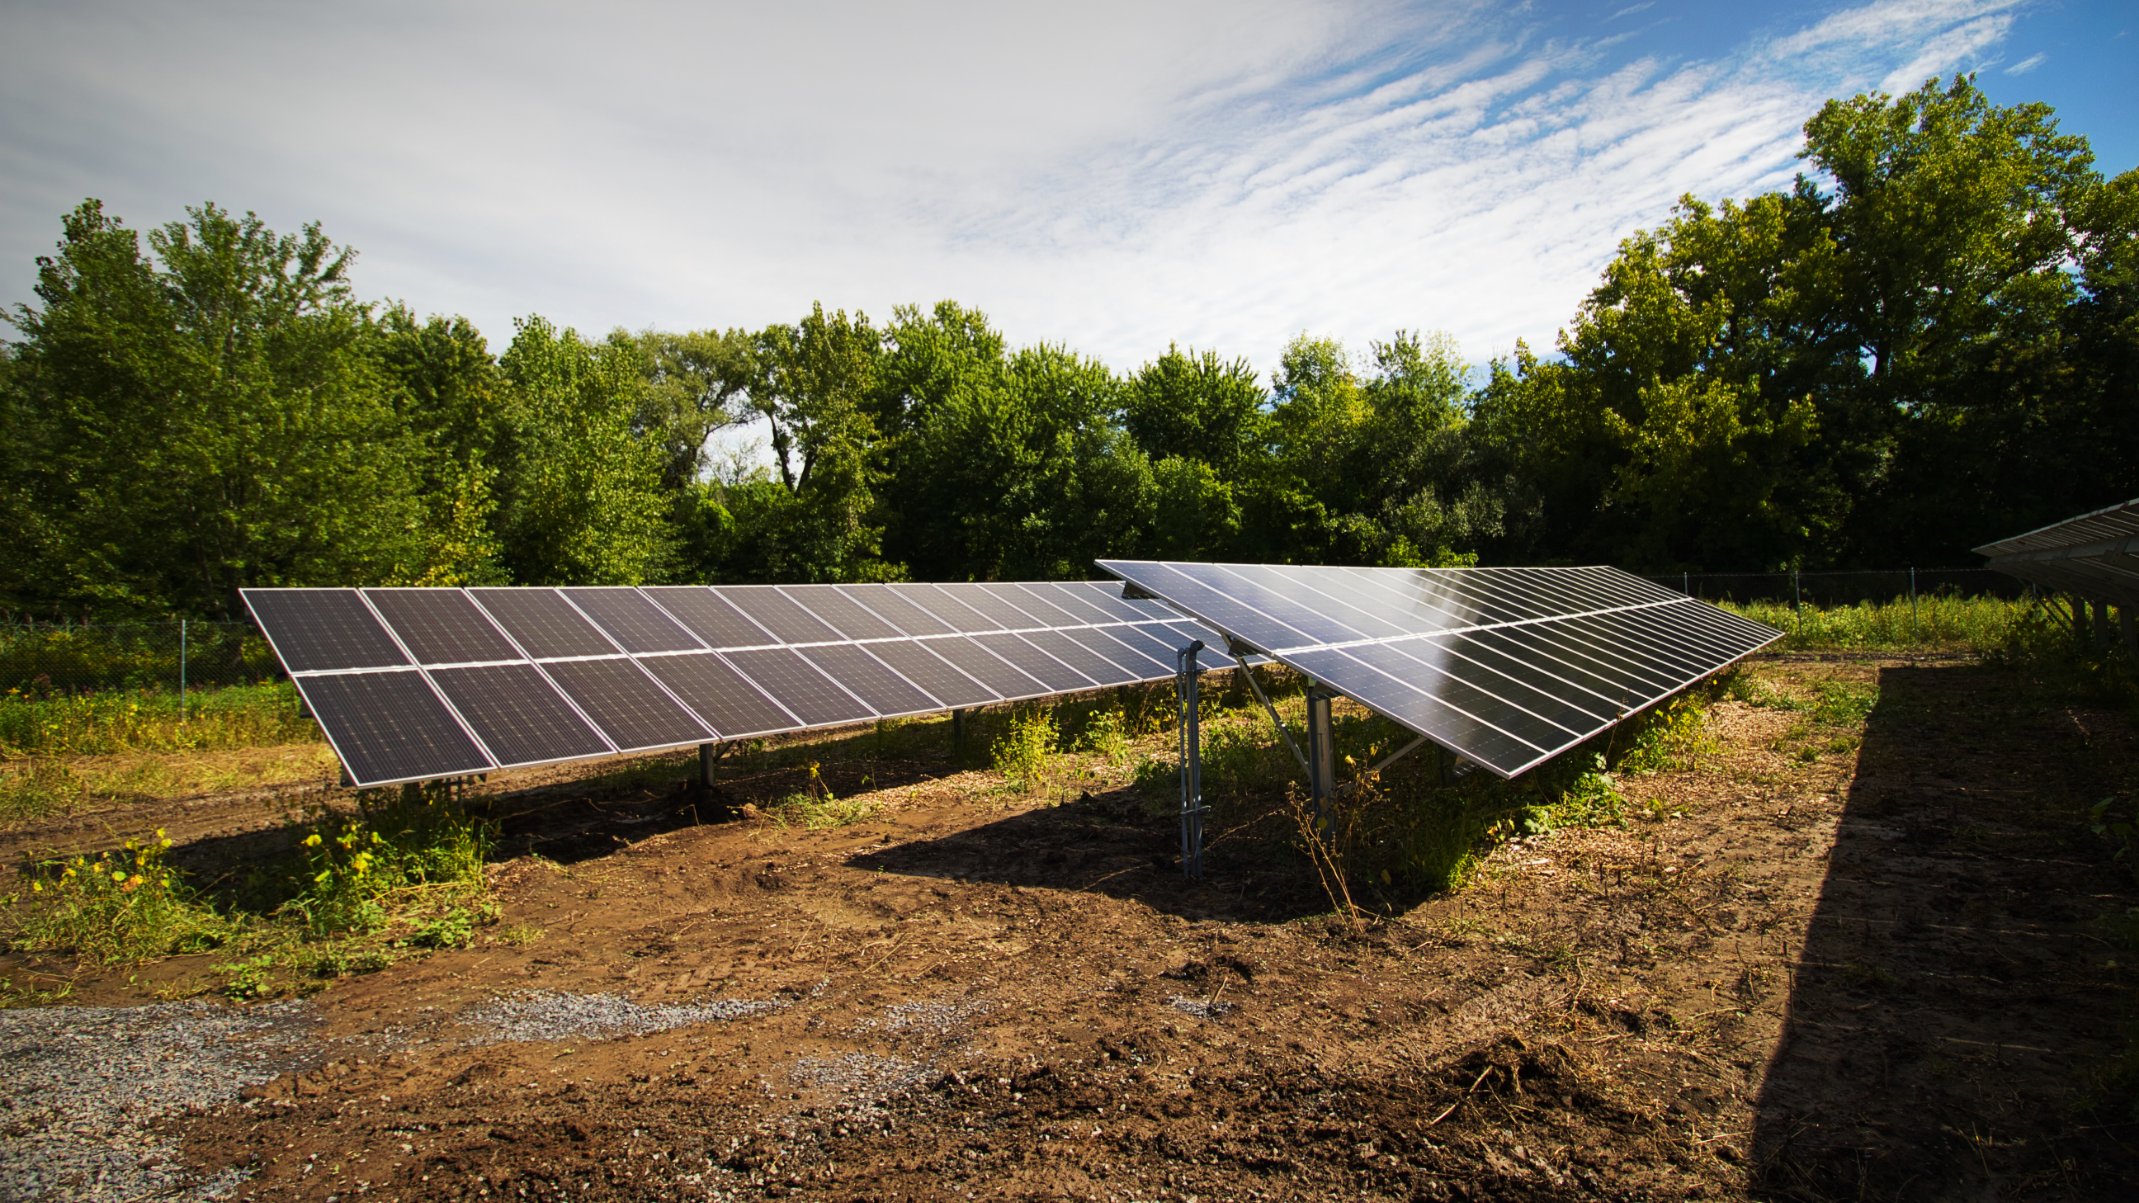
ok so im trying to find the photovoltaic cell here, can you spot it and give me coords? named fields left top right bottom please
left=723, top=648, right=874, bottom=727
left=991, top=583, right=1080, bottom=626
left=972, top=633, right=1091, bottom=693
left=640, top=653, right=797, bottom=739
left=714, top=588, right=843, bottom=645
left=642, top=587, right=773, bottom=650
left=541, top=657, right=714, bottom=751
left=783, top=586, right=905, bottom=641
left=293, top=670, right=490, bottom=785
left=244, top=589, right=408, bottom=673
left=899, top=584, right=1004, bottom=632
left=930, top=636, right=1049, bottom=700
left=562, top=588, right=703, bottom=653
left=941, top=584, right=1043, bottom=629
left=845, top=585, right=959, bottom=637
left=861, top=639, right=1000, bottom=708
left=468, top=589, right=618, bottom=658
left=1053, top=628, right=1155, bottom=682
left=364, top=588, right=520, bottom=665
left=798, top=644, right=939, bottom=716
left=1081, top=626, right=1174, bottom=674
left=429, top=664, right=612, bottom=766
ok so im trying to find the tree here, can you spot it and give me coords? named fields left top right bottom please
left=493, top=318, right=675, bottom=585
left=1, top=200, right=429, bottom=617
left=1124, top=345, right=1267, bottom=473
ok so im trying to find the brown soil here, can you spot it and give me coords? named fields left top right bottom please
left=6, top=656, right=2138, bottom=1201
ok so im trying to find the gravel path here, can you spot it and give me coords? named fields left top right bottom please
left=459, top=990, right=786, bottom=1045
left=0, top=1000, right=320, bottom=1202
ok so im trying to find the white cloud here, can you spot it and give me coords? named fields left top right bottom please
left=0, top=0, right=2025, bottom=378
left=2004, top=51, right=2047, bottom=74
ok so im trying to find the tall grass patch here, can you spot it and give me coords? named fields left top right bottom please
left=0, top=682, right=315, bottom=757
left=1726, top=595, right=2029, bottom=653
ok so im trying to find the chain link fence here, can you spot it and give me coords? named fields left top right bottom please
left=1, top=621, right=283, bottom=698
left=1639, top=567, right=2023, bottom=606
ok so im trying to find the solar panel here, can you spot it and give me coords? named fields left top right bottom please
left=721, top=648, right=875, bottom=727
left=292, top=670, right=491, bottom=784
left=641, top=586, right=774, bottom=650
left=245, top=579, right=1235, bottom=787
left=469, top=588, right=619, bottom=658
left=243, top=589, right=408, bottom=673
left=561, top=588, right=703, bottom=653
left=1100, top=560, right=1778, bottom=778
left=365, top=588, right=521, bottom=665
left=641, top=653, right=799, bottom=739
left=540, top=657, right=715, bottom=751
left=1979, top=499, right=2139, bottom=608
left=429, top=664, right=613, bottom=766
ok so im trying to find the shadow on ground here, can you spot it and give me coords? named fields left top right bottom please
left=1751, top=662, right=2139, bottom=1200
left=849, top=785, right=1339, bottom=924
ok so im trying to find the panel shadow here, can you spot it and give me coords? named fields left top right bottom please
left=1750, top=663, right=2139, bottom=1200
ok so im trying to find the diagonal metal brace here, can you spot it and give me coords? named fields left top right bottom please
left=1233, top=650, right=1311, bottom=778
left=1363, top=732, right=1431, bottom=778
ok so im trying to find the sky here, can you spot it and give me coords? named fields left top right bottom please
left=2, top=0, right=2134, bottom=380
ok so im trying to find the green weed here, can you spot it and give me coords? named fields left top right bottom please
left=1725, top=595, right=2030, bottom=653
left=992, top=708, right=1060, bottom=793
left=0, top=682, right=315, bottom=758
left=8, top=829, right=229, bottom=964
left=1076, top=708, right=1132, bottom=765
left=1617, top=697, right=1718, bottom=774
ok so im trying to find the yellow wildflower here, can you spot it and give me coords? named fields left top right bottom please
left=303, top=833, right=322, bottom=847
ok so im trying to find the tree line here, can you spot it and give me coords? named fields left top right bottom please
left=3, top=75, right=2133, bottom=621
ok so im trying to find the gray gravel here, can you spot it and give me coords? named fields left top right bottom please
left=1168, top=994, right=1239, bottom=1020
left=460, top=990, right=785, bottom=1044
left=0, top=999, right=320, bottom=1203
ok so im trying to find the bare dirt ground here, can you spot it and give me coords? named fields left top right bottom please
left=4, top=655, right=2137, bottom=1201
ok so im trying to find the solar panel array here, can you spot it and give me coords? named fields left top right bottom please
left=1098, top=561, right=1780, bottom=778
left=244, top=583, right=1235, bottom=787
left=1975, top=497, right=2139, bottom=606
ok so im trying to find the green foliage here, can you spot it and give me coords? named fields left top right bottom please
left=1726, top=596, right=2030, bottom=652
left=1, top=201, right=433, bottom=617
left=0, top=682, right=311, bottom=757
left=1076, top=709, right=1132, bottom=765
left=1616, top=697, right=1718, bottom=775
left=991, top=708, right=1060, bottom=793
left=494, top=318, right=676, bottom=584
left=281, top=782, right=492, bottom=937
left=9, top=829, right=228, bottom=963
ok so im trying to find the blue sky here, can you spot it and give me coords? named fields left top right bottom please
left=2, top=0, right=2133, bottom=383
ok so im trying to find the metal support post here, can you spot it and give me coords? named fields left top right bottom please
left=1792, top=570, right=1802, bottom=636
left=951, top=708, right=967, bottom=760
left=2094, top=598, right=2113, bottom=650
left=2122, top=606, right=2137, bottom=659
left=1176, top=641, right=1207, bottom=879
left=2074, top=594, right=2089, bottom=645
left=696, top=741, right=716, bottom=790
left=179, top=617, right=188, bottom=721
left=1305, top=687, right=1336, bottom=824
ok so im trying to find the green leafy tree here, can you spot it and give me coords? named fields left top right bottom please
left=1, top=200, right=428, bottom=617
left=1124, top=345, right=1267, bottom=473
left=493, top=318, right=675, bottom=584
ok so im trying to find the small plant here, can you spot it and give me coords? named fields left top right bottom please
left=1077, top=709, right=1132, bottom=765
left=9, top=829, right=227, bottom=963
left=1617, top=697, right=1718, bottom=774
left=282, top=781, right=493, bottom=937
left=1549, top=756, right=1626, bottom=827
left=765, top=793, right=879, bottom=830
left=992, top=708, right=1059, bottom=793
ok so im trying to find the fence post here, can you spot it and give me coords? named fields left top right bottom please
left=1908, top=567, right=1918, bottom=647
left=179, top=617, right=188, bottom=721
left=1682, top=571, right=1690, bottom=597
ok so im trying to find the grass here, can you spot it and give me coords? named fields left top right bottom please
left=2, top=780, right=499, bottom=999
left=1724, top=594, right=2031, bottom=653
left=0, top=681, right=316, bottom=757
left=0, top=681, right=327, bottom=827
